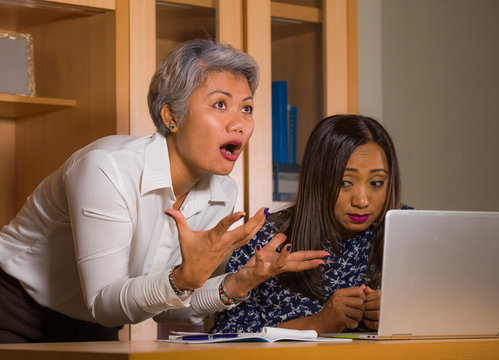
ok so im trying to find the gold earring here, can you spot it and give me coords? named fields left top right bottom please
left=170, top=125, right=175, bottom=130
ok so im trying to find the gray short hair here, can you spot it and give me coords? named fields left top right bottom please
left=148, top=39, right=260, bottom=136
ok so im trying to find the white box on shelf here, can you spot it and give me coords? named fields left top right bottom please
left=0, top=31, right=36, bottom=96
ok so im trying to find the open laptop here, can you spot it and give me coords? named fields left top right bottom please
left=322, top=209, right=499, bottom=340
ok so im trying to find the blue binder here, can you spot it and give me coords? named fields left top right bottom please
left=272, top=81, right=289, bottom=164
left=288, top=105, right=297, bottom=164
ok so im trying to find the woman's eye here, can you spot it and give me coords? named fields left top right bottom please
left=371, top=180, right=385, bottom=187
left=341, top=180, right=353, bottom=188
left=242, top=105, right=253, bottom=114
left=214, top=101, right=226, bottom=110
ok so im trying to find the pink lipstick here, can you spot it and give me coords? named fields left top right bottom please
left=220, top=140, right=242, bottom=161
left=348, top=214, right=369, bottom=223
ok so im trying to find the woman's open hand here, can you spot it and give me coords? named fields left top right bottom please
left=224, top=233, right=330, bottom=298
left=165, top=207, right=267, bottom=290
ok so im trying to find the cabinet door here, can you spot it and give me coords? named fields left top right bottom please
left=123, top=0, right=248, bottom=341
left=245, top=0, right=358, bottom=211
left=245, top=0, right=273, bottom=215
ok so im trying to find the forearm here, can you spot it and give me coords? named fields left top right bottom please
left=222, top=270, right=261, bottom=298
left=154, top=275, right=229, bottom=324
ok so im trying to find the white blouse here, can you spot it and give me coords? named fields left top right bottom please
left=0, top=132, right=237, bottom=327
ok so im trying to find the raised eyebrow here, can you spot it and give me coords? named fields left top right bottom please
left=207, top=90, right=253, bottom=101
left=208, top=90, right=231, bottom=97
left=344, top=168, right=389, bottom=174
left=344, top=168, right=359, bottom=173
left=370, top=168, right=389, bottom=174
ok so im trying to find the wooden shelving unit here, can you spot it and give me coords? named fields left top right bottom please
left=0, top=0, right=358, bottom=341
left=0, top=0, right=117, bottom=224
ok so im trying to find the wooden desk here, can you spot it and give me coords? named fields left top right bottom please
left=1, top=339, right=498, bottom=360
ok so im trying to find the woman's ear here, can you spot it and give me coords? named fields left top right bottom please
left=160, top=104, right=178, bottom=133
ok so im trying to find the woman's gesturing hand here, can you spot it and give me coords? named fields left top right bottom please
left=224, top=233, right=330, bottom=298
left=165, top=207, right=267, bottom=291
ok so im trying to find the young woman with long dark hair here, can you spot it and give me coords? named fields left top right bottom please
left=212, top=114, right=411, bottom=333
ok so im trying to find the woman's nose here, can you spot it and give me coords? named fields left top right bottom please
left=227, top=113, right=244, bottom=133
left=352, top=187, right=369, bottom=208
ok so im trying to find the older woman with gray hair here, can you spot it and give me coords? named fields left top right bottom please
left=0, top=39, right=327, bottom=343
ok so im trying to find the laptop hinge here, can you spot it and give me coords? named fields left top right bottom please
left=391, top=334, right=412, bottom=340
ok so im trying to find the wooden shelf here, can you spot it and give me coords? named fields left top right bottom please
left=271, top=2, right=321, bottom=23
left=157, top=0, right=215, bottom=8
left=0, top=93, right=76, bottom=119
left=0, top=0, right=113, bottom=31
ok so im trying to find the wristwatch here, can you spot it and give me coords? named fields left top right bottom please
left=168, top=265, right=194, bottom=296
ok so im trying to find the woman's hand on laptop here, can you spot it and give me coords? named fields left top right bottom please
left=362, top=286, right=381, bottom=330
left=276, top=286, right=366, bottom=333
left=315, top=286, right=367, bottom=333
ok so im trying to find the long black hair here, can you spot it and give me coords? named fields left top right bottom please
left=274, top=114, right=401, bottom=301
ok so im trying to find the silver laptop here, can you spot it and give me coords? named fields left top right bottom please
left=322, top=209, right=499, bottom=340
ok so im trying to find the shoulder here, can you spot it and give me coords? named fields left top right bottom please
left=60, top=135, right=157, bottom=197
left=64, top=134, right=152, bottom=170
left=80, top=134, right=152, bottom=153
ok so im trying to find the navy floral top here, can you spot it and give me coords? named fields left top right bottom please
left=211, top=218, right=376, bottom=333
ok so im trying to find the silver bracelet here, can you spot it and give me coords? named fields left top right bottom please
left=168, top=265, right=193, bottom=297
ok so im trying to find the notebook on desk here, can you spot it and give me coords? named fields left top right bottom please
left=322, top=209, right=499, bottom=340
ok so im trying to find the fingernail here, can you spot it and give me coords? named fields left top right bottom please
left=263, top=207, right=269, bottom=215
left=165, top=212, right=173, bottom=218
left=286, top=244, right=292, bottom=252
left=239, top=214, right=245, bottom=219
left=256, top=244, right=261, bottom=251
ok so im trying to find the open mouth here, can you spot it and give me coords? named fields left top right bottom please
left=220, top=141, right=242, bottom=155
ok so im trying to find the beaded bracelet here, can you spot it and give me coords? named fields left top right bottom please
left=218, top=274, right=250, bottom=306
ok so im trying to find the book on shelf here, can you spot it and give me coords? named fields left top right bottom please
left=161, top=326, right=351, bottom=344
left=272, top=81, right=300, bottom=202
left=272, top=81, right=298, bottom=165
left=288, top=104, right=297, bottom=164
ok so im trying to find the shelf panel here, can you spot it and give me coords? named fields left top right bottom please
left=0, top=93, right=76, bottom=119
left=0, top=0, right=113, bottom=31
left=271, top=2, right=321, bottom=23
left=157, top=0, right=215, bottom=9
left=46, top=0, right=115, bottom=11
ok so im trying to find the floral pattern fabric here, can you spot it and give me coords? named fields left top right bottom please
left=211, top=219, right=375, bottom=333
